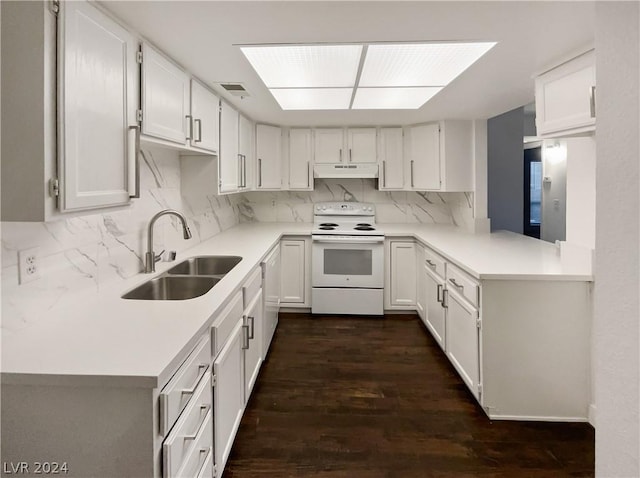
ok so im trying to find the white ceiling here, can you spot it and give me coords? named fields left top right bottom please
left=102, top=1, right=595, bottom=127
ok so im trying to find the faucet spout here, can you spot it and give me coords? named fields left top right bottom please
left=145, top=209, right=192, bottom=273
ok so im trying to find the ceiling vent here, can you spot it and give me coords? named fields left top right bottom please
left=218, top=83, right=250, bottom=97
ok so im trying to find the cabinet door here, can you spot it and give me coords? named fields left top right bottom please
left=244, top=290, right=264, bottom=401
left=141, top=43, right=190, bottom=144
left=417, top=262, right=427, bottom=321
left=347, top=128, right=377, bottom=164
left=289, top=129, right=313, bottom=190
left=214, top=319, right=245, bottom=473
left=190, top=80, right=219, bottom=153
left=314, top=128, right=344, bottom=164
left=445, top=289, right=480, bottom=399
left=535, top=50, right=596, bottom=137
left=262, top=245, right=281, bottom=354
left=425, top=268, right=446, bottom=350
left=219, top=102, right=239, bottom=193
left=59, top=1, right=137, bottom=211
left=238, top=115, right=254, bottom=190
left=256, top=124, right=282, bottom=189
left=280, top=240, right=306, bottom=304
left=378, top=128, right=404, bottom=190
left=410, top=123, right=441, bottom=190
left=389, top=241, right=416, bottom=307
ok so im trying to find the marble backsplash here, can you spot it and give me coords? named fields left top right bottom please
left=1, top=145, right=240, bottom=332
left=238, top=179, right=474, bottom=228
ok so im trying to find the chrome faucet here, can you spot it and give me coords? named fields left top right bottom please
left=145, top=209, right=192, bottom=273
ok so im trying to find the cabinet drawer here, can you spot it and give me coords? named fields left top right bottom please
left=160, top=334, right=211, bottom=436
left=163, top=375, right=212, bottom=478
left=178, top=444, right=213, bottom=478
left=446, top=263, right=479, bottom=308
left=211, top=291, right=243, bottom=357
left=242, top=267, right=262, bottom=309
left=424, top=247, right=446, bottom=279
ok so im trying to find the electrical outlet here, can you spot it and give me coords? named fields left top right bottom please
left=18, top=247, right=41, bottom=284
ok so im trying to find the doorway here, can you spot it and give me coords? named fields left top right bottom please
left=523, top=146, right=542, bottom=238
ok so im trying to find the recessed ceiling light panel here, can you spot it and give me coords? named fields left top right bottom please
left=358, top=42, right=497, bottom=87
left=269, top=88, right=353, bottom=110
left=240, top=45, right=362, bottom=88
left=352, top=87, right=443, bottom=109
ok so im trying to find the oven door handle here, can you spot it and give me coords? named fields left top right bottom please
left=312, top=237, right=385, bottom=244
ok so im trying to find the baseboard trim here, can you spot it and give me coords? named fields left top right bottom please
left=487, top=413, right=588, bottom=422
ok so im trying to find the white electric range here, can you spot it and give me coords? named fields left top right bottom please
left=311, top=202, right=384, bottom=316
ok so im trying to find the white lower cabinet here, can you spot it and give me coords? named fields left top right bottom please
left=280, top=238, right=310, bottom=307
left=262, top=244, right=281, bottom=353
left=243, top=289, right=264, bottom=401
left=386, top=240, right=417, bottom=308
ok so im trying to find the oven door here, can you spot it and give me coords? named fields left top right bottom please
left=312, top=235, right=384, bottom=288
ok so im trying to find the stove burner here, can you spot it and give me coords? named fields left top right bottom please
left=354, top=226, right=375, bottom=231
left=319, top=226, right=336, bottom=230
left=357, top=223, right=372, bottom=227
left=319, top=223, right=339, bottom=227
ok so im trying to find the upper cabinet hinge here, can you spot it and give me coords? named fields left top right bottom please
left=136, top=109, right=143, bottom=122
left=49, top=178, right=60, bottom=197
left=211, top=374, right=217, bottom=387
left=50, top=0, right=60, bottom=14
left=476, top=318, right=482, bottom=329
left=136, top=50, right=143, bottom=64
left=477, top=383, right=483, bottom=395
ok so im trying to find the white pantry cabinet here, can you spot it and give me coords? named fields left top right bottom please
left=219, top=101, right=240, bottom=193
left=190, top=79, right=219, bottom=153
left=386, top=240, right=417, bottom=309
left=378, top=128, right=404, bottom=190
left=408, top=121, right=473, bottom=192
left=256, top=124, right=283, bottom=189
left=280, top=238, right=310, bottom=307
left=535, top=49, right=596, bottom=138
left=314, top=128, right=344, bottom=164
left=288, top=129, right=314, bottom=190
left=141, top=43, right=190, bottom=145
left=347, top=128, right=377, bottom=163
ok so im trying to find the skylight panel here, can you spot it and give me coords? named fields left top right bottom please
left=352, top=87, right=443, bottom=109
left=240, top=45, right=362, bottom=88
left=269, top=88, right=353, bottom=110
left=358, top=42, right=497, bottom=87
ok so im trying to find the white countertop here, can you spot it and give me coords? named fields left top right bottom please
left=1, top=222, right=592, bottom=388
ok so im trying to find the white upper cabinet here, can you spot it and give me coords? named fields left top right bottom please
left=378, top=128, right=404, bottom=190
left=314, top=128, right=344, bottom=164
left=409, top=121, right=473, bottom=192
left=189, top=80, right=219, bottom=153
left=288, top=129, right=313, bottom=190
left=59, top=0, right=138, bottom=211
left=238, top=115, right=254, bottom=190
left=347, top=128, right=377, bottom=164
left=256, top=124, right=282, bottom=190
left=141, top=43, right=190, bottom=145
left=409, top=123, right=441, bottom=190
left=535, top=49, right=596, bottom=138
left=219, top=101, right=239, bottom=193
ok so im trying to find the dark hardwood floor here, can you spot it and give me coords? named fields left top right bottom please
left=225, top=313, right=594, bottom=477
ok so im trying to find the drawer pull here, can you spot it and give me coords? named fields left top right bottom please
left=242, top=325, right=250, bottom=350
left=181, top=364, right=208, bottom=396
left=449, top=278, right=464, bottom=290
left=425, top=259, right=436, bottom=268
left=437, top=283, right=443, bottom=303
left=442, top=289, right=449, bottom=309
left=248, top=316, right=255, bottom=339
left=196, top=447, right=212, bottom=478
left=182, top=405, right=210, bottom=440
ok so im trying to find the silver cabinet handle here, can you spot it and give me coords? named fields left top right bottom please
left=307, top=162, right=310, bottom=187
left=194, top=118, right=202, bottom=142
left=185, top=115, right=193, bottom=141
left=349, top=148, right=352, bottom=162
left=425, top=259, right=436, bottom=268
left=243, top=155, right=247, bottom=188
left=410, top=160, right=415, bottom=188
left=248, top=316, right=255, bottom=339
left=182, top=405, right=210, bottom=440
left=339, top=148, right=343, bottom=162
left=442, top=289, right=449, bottom=308
left=258, top=158, right=262, bottom=187
left=128, top=125, right=140, bottom=198
left=242, top=325, right=250, bottom=349
left=181, top=364, right=208, bottom=395
left=382, top=160, right=386, bottom=187
left=449, top=278, right=464, bottom=290
left=437, top=283, right=443, bottom=303
left=238, top=154, right=243, bottom=188
left=589, top=86, right=596, bottom=118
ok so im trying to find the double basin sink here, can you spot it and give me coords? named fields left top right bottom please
left=122, top=256, right=242, bottom=300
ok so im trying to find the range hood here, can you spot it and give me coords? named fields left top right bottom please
left=314, top=163, right=379, bottom=179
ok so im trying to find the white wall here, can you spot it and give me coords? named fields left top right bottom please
left=594, top=3, right=639, bottom=476
left=541, top=141, right=567, bottom=243
left=566, top=137, right=596, bottom=249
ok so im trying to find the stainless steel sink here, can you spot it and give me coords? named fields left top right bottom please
left=122, top=276, right=220, bottom=300
left=166, top=256, right=242, bottom=277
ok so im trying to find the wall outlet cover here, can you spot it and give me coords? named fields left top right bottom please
left=18, top=247, right=41, bottom=285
